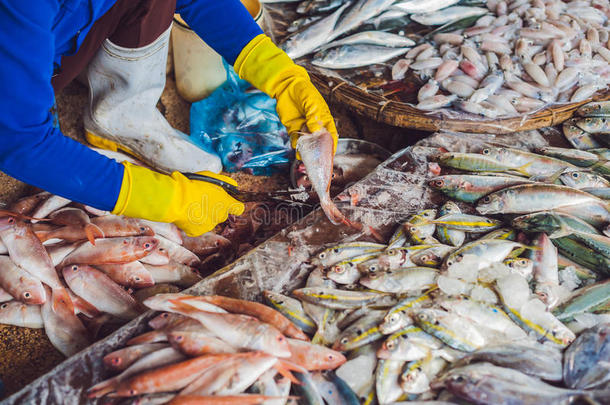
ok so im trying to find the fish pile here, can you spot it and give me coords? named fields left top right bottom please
left=270, top=0, right=610, bottom=117
left=563, top=100, right=610, bottom=151
left=194, top=125, right=610, bottom=402
left=88, top=293, right=348, bottom=404
left=0, top=193, right=236, bottom=357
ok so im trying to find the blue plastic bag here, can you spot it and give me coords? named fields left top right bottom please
left=190, top=61, right=292, bottom=175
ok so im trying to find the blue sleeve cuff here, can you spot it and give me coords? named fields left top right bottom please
left=0, top=123, right=124, bottom=212
left=176, top=0, right=263, bottom=65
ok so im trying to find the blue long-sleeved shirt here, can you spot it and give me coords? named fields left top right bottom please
left=0, top=0, right=262, bottom=211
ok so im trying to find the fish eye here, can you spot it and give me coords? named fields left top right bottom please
left=327, top=354, right=335, bottom=361
left=482, top=149, right=490, bottom=155
left=340, top=337, right=349, bottom=345
left=129, top=390, right=137, bottom=396
left=333, top=266, right=344, bottom=273
left=134, top=277, right=141, bottom=281
left=72, top=265, right=78, bottom=271
left=369, top=265, right=378, bottom=272
left=520, top=259, right=527, bottom=265
left=7, top=217, right=15, bottom=224
left=332, top=248, right=339, bottom=253
left=277, top=336, right=284, bottom=342
left=23, top=292, right=31, bottom=299
left=112, top=358, right=121, bottom=365
left=175, top=335, right=183, bottom=341
left=571, top=172, right=579, bottom=178
left=434, top=320, right=440, bottom=326
left=386, top=340, right=395, bottom=349
left=319, top=252, right=326, bottom=259
left=123, top=239, right=129, bottom=245
left=0, top=303, right=7, bottom=309
left=454, top=376, right=465, bottom=383
left=387, top=249, right=397, bottom=256
left=482, top=196, right=492, bottom=203
left=140, top=226, right=147, bottom=231
left=161, top=313, right=169, bottom=318
left=390, top=314, right=400, bottom=323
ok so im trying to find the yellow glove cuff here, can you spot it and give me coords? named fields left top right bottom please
left=112, top=163, right=245, bottom=236
left=112, top=162, right=176, bottom=222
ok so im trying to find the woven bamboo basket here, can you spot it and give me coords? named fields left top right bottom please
left=265, top=3, right=610, bottom=134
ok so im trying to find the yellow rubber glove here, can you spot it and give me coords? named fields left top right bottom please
left=234, top=34, right=338, bottom=155
left=112, top=162, right=245, bottom=236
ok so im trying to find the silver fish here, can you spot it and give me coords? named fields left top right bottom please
left=312, top=44, right=410, bottom=69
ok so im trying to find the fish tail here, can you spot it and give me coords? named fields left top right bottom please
left=52, top=287, right=74, bottom=314
left=590, top=158, right=609, bottom=170
left=311, top=331, right=328, bottom=346
left=87, top=377, right=119, bottom=398
left=515, top=162, right=533, bottom=177
left=274, top=360, right=304, bottom=385
left=84, top=223, right=105, bottom=245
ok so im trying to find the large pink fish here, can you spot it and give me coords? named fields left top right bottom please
left=0, top=217, right=73, bottom=312
left=36, top=215, right=154, bottom=243
left=161, top=300, right=291, bottom=358
left=59, top=236, right=158, bottom=266
left=62, top=264, right=141, bottom=320
left=296, top=130, right=348, bottom=225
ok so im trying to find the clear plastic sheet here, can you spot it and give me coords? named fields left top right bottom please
left=4, top=130, right=562, bottom=404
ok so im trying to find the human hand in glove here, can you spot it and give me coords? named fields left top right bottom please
left=234, top=34, right=338, bottom=155
left=112, top=163, right=245, bottom=236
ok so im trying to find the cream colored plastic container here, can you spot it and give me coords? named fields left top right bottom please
left=172, top=0, right=265, bottom=102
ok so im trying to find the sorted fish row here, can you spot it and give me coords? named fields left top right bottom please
left=273, top=0, right=610, bottom=117
left=88, top=293, right=349, bottom=404
left=0, top=192, right=236, bottom=357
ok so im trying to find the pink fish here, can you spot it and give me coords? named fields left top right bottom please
left=0, top=217, right=73, bottom=312
left=0, top=300, right=43, bottom=328
left=62, top=264, right=141, bottom=320
left=296, top=130, right=349, bottom=226
left=59, top=236, right=158, bottom=266
left=96, top=261, right=154, bottom=288
left=41, top=286, right=89, bottom=357
left=0, top=256, right=46, bottom=304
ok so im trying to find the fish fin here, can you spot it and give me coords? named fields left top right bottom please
left=34, top=230, right=52, bottom=242
left=274, top=360, right=304, bottom=385
left=126, top=330, right=166, bottom=346
left=52, top=287, right=74, bottom=314
left=84, top=223, right=104, bottom=245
